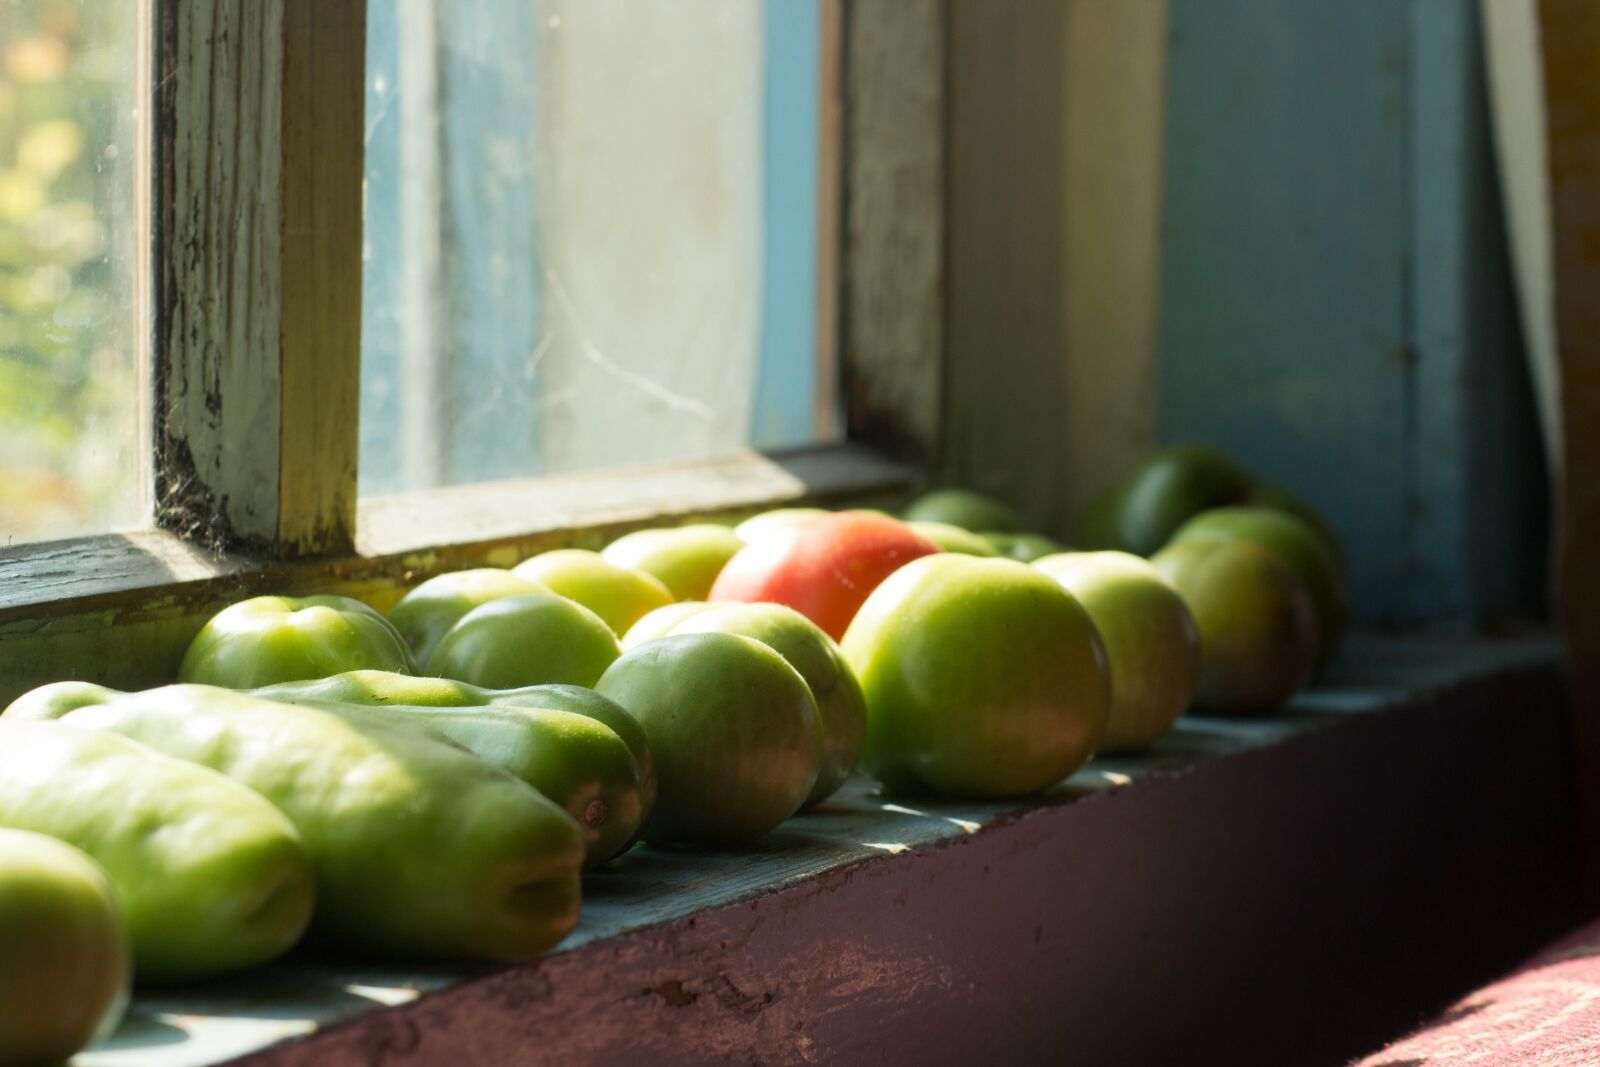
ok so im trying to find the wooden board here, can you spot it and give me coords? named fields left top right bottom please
left=73, top=635, right=1573, bottom=1066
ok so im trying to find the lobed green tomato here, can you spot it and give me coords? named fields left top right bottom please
left=596, top=633, right=822, bottom=846
left=621, top=601, right=713, bottom=650
left=0, top=829, right=129, bottom=1066
left=902, top=488, right=1024, bottom=534
left=1034, top=551, right=1201, bottom=753
left=981, top=531, right=1067, bottom=562
left=906, top=520, right=1000, bottom=556
left=513, top=550, right=675, bottom=636
left=426, top=593, right=622, bottom=690
left=842, top=555, right=1110, bottom=799
left=388, top=569, right=550, bottom=666
left=601, top=525, right=746, bottom=601
left=1100, top=444, right=1255, bottom=556
left=179, top=595, right=415, bottom=688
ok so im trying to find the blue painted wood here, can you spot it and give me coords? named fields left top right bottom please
left=1160, top=0, right=1412, bottom=623
left=752, top=1, right=823, bottom=450
left=1161, top=0, right=1545, bottom=625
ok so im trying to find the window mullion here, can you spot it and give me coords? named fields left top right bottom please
left=155, top=0, right=367, bottom=558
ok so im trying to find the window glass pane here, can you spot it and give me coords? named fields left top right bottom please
left=0, top=0, right=146, bottom=544
left=360, top=0, right=835, bottom=498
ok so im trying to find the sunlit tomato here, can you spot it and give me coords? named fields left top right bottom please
left=708, top=512, right=940, bottom=640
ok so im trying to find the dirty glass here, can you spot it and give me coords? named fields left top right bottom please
left=0, top=0, right=146, bottom=545
left=360, top=0, right=835, bottom=498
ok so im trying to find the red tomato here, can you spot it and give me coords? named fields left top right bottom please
left=709, top=513, right=941, bottom=640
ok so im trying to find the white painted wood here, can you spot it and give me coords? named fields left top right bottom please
left=1481, top=0, right=1561, bottom=475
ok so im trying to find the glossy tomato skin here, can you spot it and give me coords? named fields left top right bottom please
left=595, top=633, right=822, bottom=846
left=843, top=554, right=1110, bottom=799
left=179, top=595, right=415, bottom=688
left=0, top=829, right=129, bottom=1065
left=709, top=512, right=940, bottom=640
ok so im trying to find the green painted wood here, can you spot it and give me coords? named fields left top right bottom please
left=74, top=635, right=1560, bottom=1067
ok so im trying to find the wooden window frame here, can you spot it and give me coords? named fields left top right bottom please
left=0, top=0, right=942, bottom=705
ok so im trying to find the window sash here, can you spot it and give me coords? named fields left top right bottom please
left=0, top=0, right=941, bottom=707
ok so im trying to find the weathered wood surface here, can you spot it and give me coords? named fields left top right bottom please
left=0, top=445, right=914, bottom=705
left=74, top=636, right=1572, bottom=1066
left=1538, top=0, right=1600, bottom=899
left=156, top=0, right=364, bottom=556
left=841, top=0, right=943, bottom=463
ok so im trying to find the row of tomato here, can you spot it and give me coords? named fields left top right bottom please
left=0, top=445, right=1346, bottom=1065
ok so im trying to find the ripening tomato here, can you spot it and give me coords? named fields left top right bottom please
left=708, top=512, right=940, bottom=640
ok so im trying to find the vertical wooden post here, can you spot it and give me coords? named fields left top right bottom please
left=155, top=0, right=366, bottom=557
left=1539, top=0, right=1600, bottom=889
left=841, top=0, right=945, bottom=465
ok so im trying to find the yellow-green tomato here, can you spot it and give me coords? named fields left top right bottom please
left=657, top=603, right=866, bottom=807
left=981, top=531, right=1066, bottom=562
left=179, top=595, right=415, bottom=688
left=907, top=520, right=999, bottom=556
left=426, top=593, right=622, bottom=689
left=513, top=550, right=675, bottom=636
left=902, top=488, right=1023, bottom=534
left=733, top=507, right=827, bottom=542
left=388, top=569, right=550, bottom=665
left=1150, top=538, right=1318, bottom=715
left=1034, top=552, right=1201, bottom=753
left=596, top=633, right=822, bottom=846
left=621, top=602, right=713, bottom=650
left=842, top=555, right=1110, bottom=799
left=1168, top=506, right=1349, bottom=666
left=0, top=829, right=129, bottom=1067
left=601, top=525, right=746, bottom=601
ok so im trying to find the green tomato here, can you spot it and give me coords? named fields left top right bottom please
left=601, top=525, right=746, bottom=601
left=1150, top=538, right=1318, bottom=715
left=1170, top=506, right=1349, bottom=666
left=13, top=685, right=584, bottom=962
left=907, top=520, right=1000, bottom=556
left=596, top=633, right=822, bottom=846
left=247, top=672, right=656, bottom=833
left=0, top=712, right=313, bottom=982
left=388, top=569, right=550, bottom=665
left=0, top=829, right=129, bottom=1065
left=980, top=531, right=1067, bottom=562
left=1034, top=552, right=1201, bottom=753
left=1101, top=444, right=1255, bottom=556
left=902, top=488, right=1023, bottom=534
left=1245, top=482, right=1345, bottom=563
left=842, top=554, right=1110, bottom=799
left=621, top=601, right=713, bottom=650
left=513, top=550, right=675, bottom=636
left=426, top=593, right=622, bottom=690
left=733, top=507, right=828, bottom=542
left=178, top=594, right=415, bottom=688
left=658, top=602, right=867, bottom=808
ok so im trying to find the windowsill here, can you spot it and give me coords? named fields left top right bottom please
left=76, top=634, right=1578, bottom=1067
left=0, top=444, right=912, bottom=623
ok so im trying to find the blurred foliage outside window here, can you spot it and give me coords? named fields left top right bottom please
left=0, top=0, right=142, bottom=546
